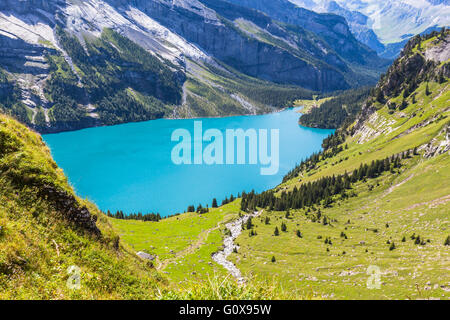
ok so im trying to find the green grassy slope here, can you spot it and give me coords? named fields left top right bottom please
left=232, top=153, right=449, bottom=299
left=110, top=201, right=240, bottom=282
left=0, top=113, right=169, bottom=299
left=174, top=59, right=316, bottom=119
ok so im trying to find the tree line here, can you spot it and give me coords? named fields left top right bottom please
left=106, top=210, right=162, bottom=222
left=242, top=150, right=417, bottom=212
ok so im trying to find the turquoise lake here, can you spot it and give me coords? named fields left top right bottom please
left=43, top=108, right=334, bottom=216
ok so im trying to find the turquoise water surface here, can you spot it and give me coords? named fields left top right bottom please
left=43, top=108, right=334, bottom=216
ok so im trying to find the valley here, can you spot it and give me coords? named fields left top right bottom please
left=0, top=0, right=448, bottom=302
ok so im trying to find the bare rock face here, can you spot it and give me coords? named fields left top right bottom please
left=220, top=0, right=386, bottom=67
left=126, top=0, right=348, bottom=91
left=0, top=0, right=62, bottom=14
left=425, top=34, right=450, bottom=63
left=420, top=124, right=450, bottom=158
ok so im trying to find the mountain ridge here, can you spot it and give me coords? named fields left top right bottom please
left=289, top=0, right=450, bottom=58
left=0, top=0, right=388, bottom=133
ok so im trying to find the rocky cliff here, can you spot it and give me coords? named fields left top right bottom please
left=128, top=0, right=348, bottom=91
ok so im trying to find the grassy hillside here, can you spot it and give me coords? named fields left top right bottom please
left=111, top=201, right=240, bottom=281
left=0, top=112, right=167, bottom=299
left=232, top=31, right=450, bottom=299
left=2, top=30, right=446, bottom=300
left=113, top=31, right=450, bottom=300
left=0, top=113, right=300, bottom=299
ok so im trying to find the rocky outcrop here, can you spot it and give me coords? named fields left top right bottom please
left=41, top=185, right=101, bottom=235
left=425, top=34, right=450, bottom=64
left=420, top=124, right=450, bottom=158
left=136, top=251, right=156, bottom=261
left=212, top=211, right=262, bottom=284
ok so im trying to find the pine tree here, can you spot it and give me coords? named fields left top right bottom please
left=389, top=242, right=396, bottom=251
left=399, top=99, right=408, bottom=110
left=212, top=198, right=218, bottom=208
left=274, top=227, right=280, bottom=236
left=425, top=82, right=431, bottom=96
left=271, top=256, right=276, bottom=263
left=438, top=70, right=446, bottom=84
left=296, top=230, right=302, bottom=238
left=281, top=222, right=287, bottom=232
left=403, top=88, right=409, bottom=99
left=440, top=26, right=446, bottom=39
left=445, top=236, right=450, bottom=246
left=265, top=217, right=270, bottom=225
left=246, top=217, right=253, bottom=230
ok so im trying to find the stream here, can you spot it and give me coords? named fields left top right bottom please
left=212, top=210, right=262, bottom=284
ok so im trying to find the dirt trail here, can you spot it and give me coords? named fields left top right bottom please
left=212, top=210, right=262, bottom=284
left=156, top=224, right=220, bottom=270
left=384, top=174, right=415, bottom=196
left=405, top=194, right=450, bottom=211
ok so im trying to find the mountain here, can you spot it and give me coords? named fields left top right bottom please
left=290, top=0, right=450, bottom=58
left=0, top=102, right=292, bottom=299
left=0, top=0, right=388, bottom=133
left=290, top=0, right=384, bottom=53
left=221, top=0, right=386, bottom=67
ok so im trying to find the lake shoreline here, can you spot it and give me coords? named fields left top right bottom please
left=43, top=108, right=333, bottom=216
left=42, top=106, right=299, bottom=136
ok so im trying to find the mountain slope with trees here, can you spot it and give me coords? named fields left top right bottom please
left=232, top=30, right=450, bottom=299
